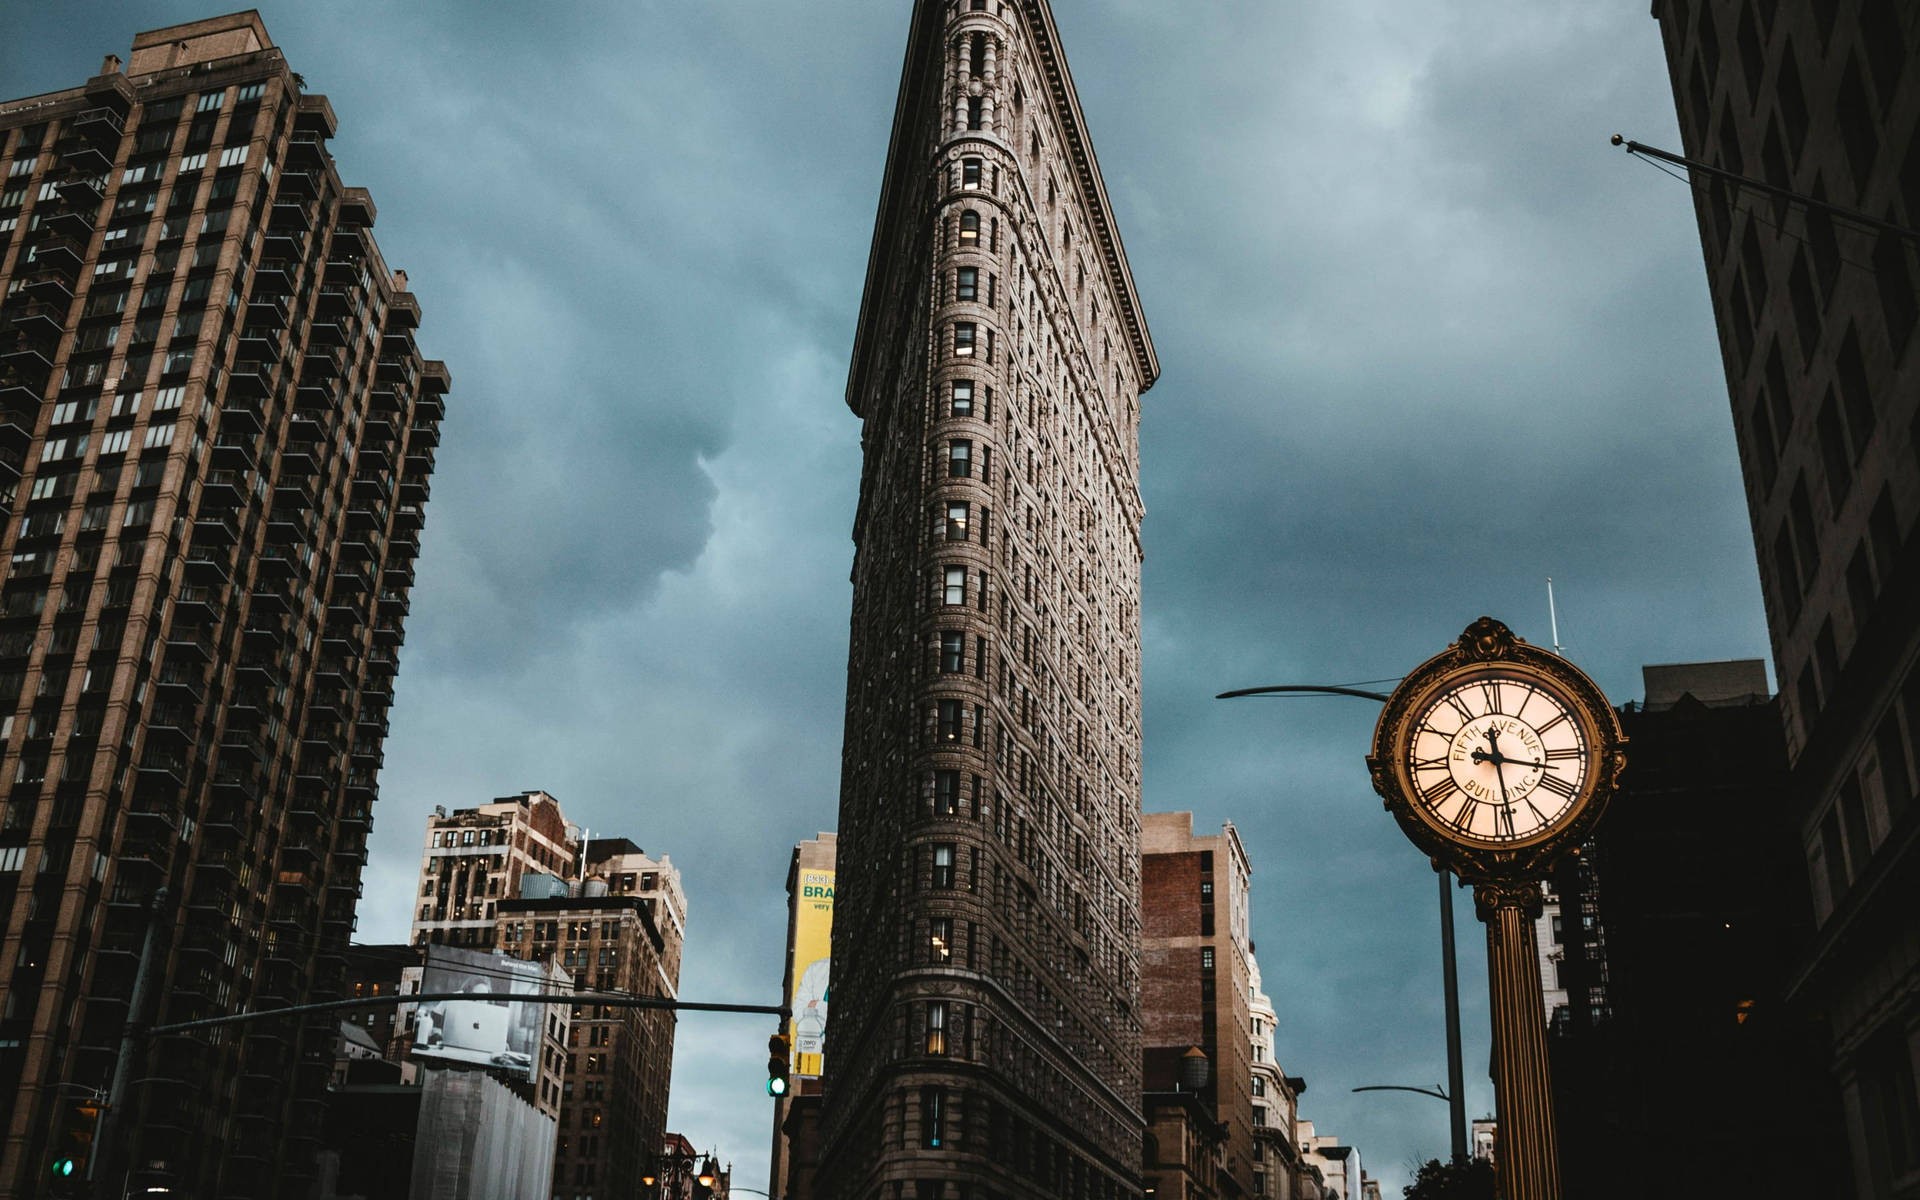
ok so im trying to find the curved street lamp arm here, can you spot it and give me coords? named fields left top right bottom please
left=1216, top=684, right=1391, bottom=703
left=1352, top=1084, right=1450, bottom=1101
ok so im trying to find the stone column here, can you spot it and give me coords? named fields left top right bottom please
left=1477, top=879, right=1559, bottom=1200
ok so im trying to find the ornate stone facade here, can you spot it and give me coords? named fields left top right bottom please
left=820, top=2, right=1157, bottom=1196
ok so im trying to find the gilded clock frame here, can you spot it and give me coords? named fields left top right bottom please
left=1367, top=617, right=1628, bottom=884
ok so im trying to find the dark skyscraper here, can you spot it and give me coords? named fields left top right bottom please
left=1650, top=3, right=1919, bottom=1194
left=0, top=13, right=445, bottom=1195
left=821, top=1, right=1158, bottom=1196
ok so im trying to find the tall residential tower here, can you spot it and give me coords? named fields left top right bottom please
left=0, top=13, right=445, bottom=1195
left=821, top=2, right=1158, bottom=1196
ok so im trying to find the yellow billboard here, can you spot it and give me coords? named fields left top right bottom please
left=789, top=868, right=833, bottom=1078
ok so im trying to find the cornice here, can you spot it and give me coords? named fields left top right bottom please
left=1016, top=0, right=1159, bottom=392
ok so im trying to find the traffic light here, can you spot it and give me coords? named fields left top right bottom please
left=50, top=1097, right=100, bottom=1195
left=766, top=1032, right=791, bottom=1097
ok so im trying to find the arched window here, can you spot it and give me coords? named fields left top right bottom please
left=959, top=211, right=979, bottom=245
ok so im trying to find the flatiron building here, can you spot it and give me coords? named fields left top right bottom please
left=0, top=13, right=446, bottom=1195
left=821, top=2, right=1158, bottom=1196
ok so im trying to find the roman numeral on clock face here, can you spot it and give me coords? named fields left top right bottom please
left=1546, top=747, right=1582, bottom=761
left=1443, top=693, right=1475, bottom=723
left=1537, top=773, right=1578, bottom=800
left=1420, top=776, right=1456, bottom=807
left=1478, top=681, right=1502, bottom=714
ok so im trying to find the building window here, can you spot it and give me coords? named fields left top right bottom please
left=962, top=158, right=981, bottom=189
left=945, top=501, right=969, bottom=540
left=926, top=1000, right=949, bottom=1055
left=1201, top=947, right=1215, bottom=971
left=1253, top=1105, right=1267, bottom=1127
left=950, top=380, right=974, bottom=417
left=956, top=267, right=977, bottom=301
left=1252, top=1075, right=1266, bottom=1096
left=940, top=633, right=964, bottom=674
left=948, top=440, right=972, bottom=477
left=943, top=566, right=966, bottom=605
left=966, top=97, right=983, bottom=130
left=935, top=769, right=960, bottom=813
left=937, top=700, right=962, bottom=742
left=930, top=918, right=953, bottom=963
left=932, top=844, right=956, bottom=888
left=954, top=323, right=975, bottom=356
left=959, top=211, right=979, bottom=244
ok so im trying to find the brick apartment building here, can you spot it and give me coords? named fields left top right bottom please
left=0, top=12, right=446, bottom=1194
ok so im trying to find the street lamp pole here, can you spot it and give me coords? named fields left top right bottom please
left=1217, top=684, right=1469, bottom=1163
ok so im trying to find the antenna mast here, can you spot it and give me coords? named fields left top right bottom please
left=1546, top=577, right=1565, bottom=655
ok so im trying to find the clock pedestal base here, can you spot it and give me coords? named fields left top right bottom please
left=1479, top=882, right=1560, bottom=1200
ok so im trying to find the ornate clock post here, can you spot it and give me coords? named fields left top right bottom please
left=1367, top=618, right=1626, bottom=1200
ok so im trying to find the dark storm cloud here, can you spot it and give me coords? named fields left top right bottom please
left=9, top=2, right=1766, bottom=1190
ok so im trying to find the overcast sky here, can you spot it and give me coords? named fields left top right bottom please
left=10, top=2, right=1766, bottom=1193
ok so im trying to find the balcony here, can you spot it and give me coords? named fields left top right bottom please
left=29, top=234, right=84, bottom=274
left=361, top=415, right=395, bottom=445
left=270, top=199, right=314, bottom=234
left=18, top=266, right=75, bottom=307
left=163, top=626, right=216, bottom=664
left=382, top=560, right=415, bottom=589
left=324, top=257, right=365, bottom=287
left=301, top=343, right=345, bottom=380
left=216, top=393, right=266, bottom=435
left=366, top=648, right=399, bottom=676
left=254, top=259, right=296, bottom=292
left=265, top=507, right=313, bottom=546
left=315, top=283, right=363, bottom=321
left=330, top=565, right=374, bottom=594
left=372, top=618, right=404, bottom=647
left=386, top=292, right=420, bottom=331
left=287, top=130, right=328, bottom=168
left=245, top=294, right=291, bottom=330
left=69, top=105, right=125, bottom=144
left=42, top=204, right=94, bottom=243
left=183, top=544, right=232, bottom=586
left=368, top=385, right=404, bottom=414
left=210, top=433, right=258, bottom=471
left=403, top=445, right=434, bottom=476
left=257, top=545, right=312, bottom=582
left=388, top=533, right=420, bottom=561
left=55, top=170, right=107, bottom=206
left=307, top=318, right=346, bottom=347
left=0, top=334, right=55, bottom=379
left=226, top=359, right=274, bottom=398
left=381, top=329, right=416, bottom=360
left=247, top=583, right=290, bottom=616
left=355, top=443, right=391, bottom=473
left=173, top=583, right=221, bottom=624
left=294, top=379, right=337, bottom=411
left=277, top=169, right=318, bottom=200
left=154, top=661, right=206, bottom=704
left=376, top=588, right=410, bottom=616
left=262, top=227, right=307, bottom=264
left=197, top=470, right=247, bottom=512
left=377, top=355, right=419, bottom=388
left=328, top=223, right=366, bottom=259
left=234, top=654, right=283, bottom=690
left=192, top=511, right=239, bottom=547
left=344, top=503, right=385, bottom=533
left=277, top=443, right=320, bottom=476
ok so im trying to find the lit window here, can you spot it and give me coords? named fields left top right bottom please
left=923, top=1086, right=946, bottom=1147
left=944, top=501, right=968, bottom=540
left=937, top=699, right=962, bottom=741
left=1201, top=947, right=1215, bottom=970
left=218, top=145, right=248, bottom=168
left=956, top=267, right=977, bottom=301
left=195, top=90, right=225, bottom=113
left=934, top=769, right=960, bottom=813
left=951, top=380, right=974, bottom=417
left=926, top=1000, right=949, bottom=1055
left=943, top=567, right=966, bottom=605
left=932, top=844, right=956, bottom=888
left=959, top=211, right=979, bottom=244
left=954, top=323, right=975, bottom=356
left=962, top=158, right=981, bottom=188
left=930, top=919, right=953, bottom=965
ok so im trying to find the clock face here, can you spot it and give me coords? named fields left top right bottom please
left=1405, top=671, right=1591, bottom=845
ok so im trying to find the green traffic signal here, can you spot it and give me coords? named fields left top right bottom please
left=54, top=1158, right=74, bottom=1176
left=767, top=1075, right=789, bottom=1097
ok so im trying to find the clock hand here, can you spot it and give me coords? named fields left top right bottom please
left=1472, top=748, right=1550, bottom=771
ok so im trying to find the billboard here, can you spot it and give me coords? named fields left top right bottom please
left=789, top=867, right=833, bottom=1078
left=412, top=945, right=548, bottom=1081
